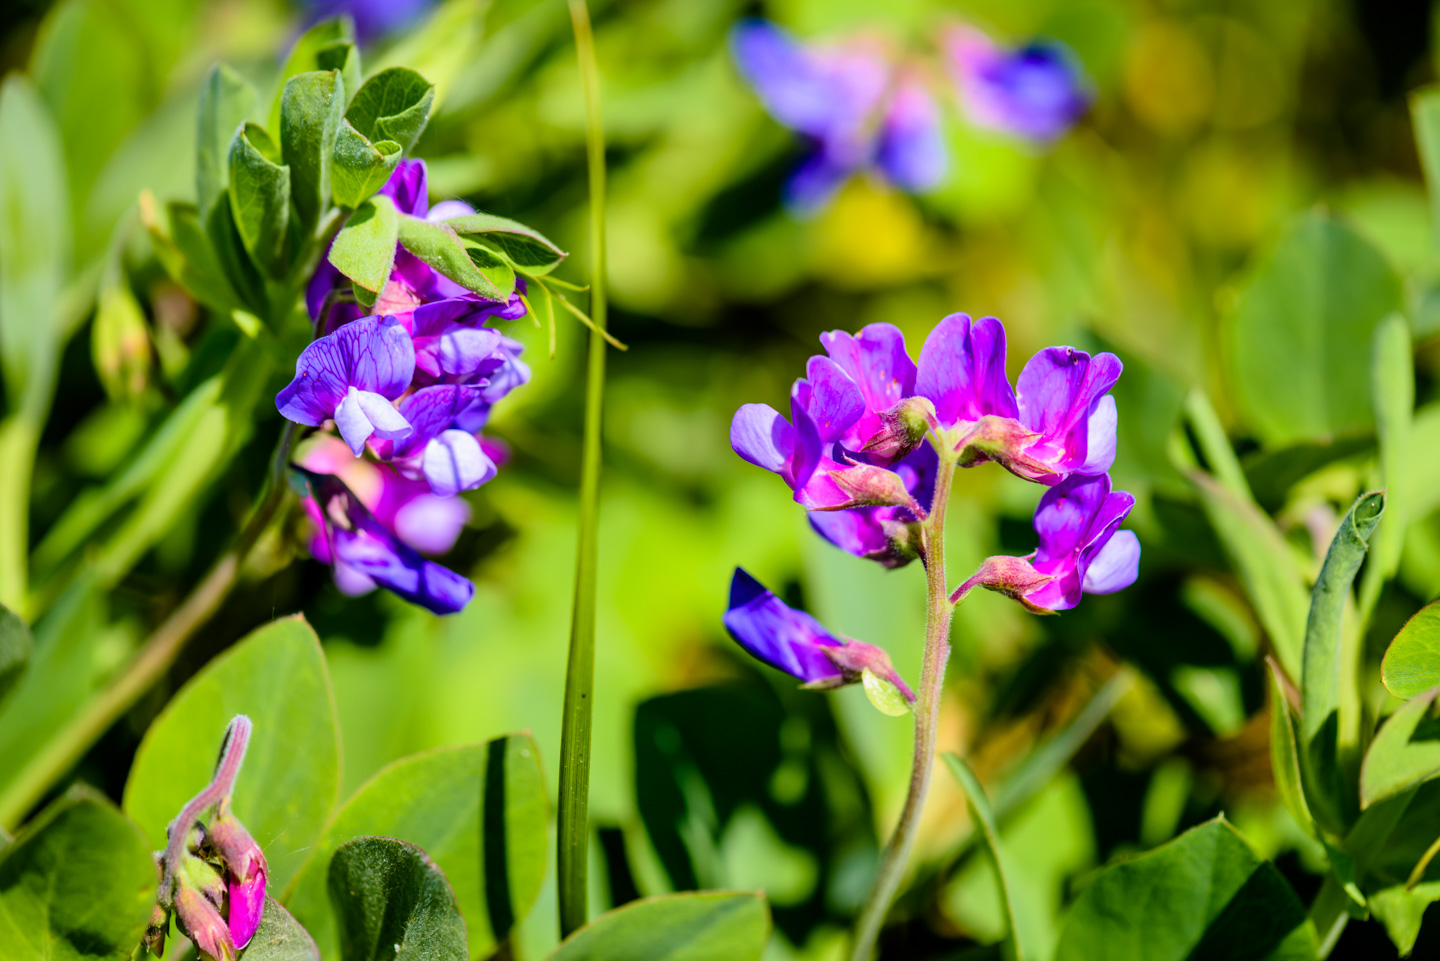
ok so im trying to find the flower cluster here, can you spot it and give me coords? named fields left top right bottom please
left=731, top=19, right=1091, bottom=214
left=278, top=160, right=530, bottom=613
left=726, top=312, right=1139, bottom=693
left=145, top=716, right=268, bottom=961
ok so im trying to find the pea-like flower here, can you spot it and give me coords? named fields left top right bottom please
left=724, top=568, right=913, bottom=702
left=952, top=472, right=1140, bottom=612
left=946, top=25, right=1091, bottom=143
left=276, top=315, right=416, bottom=455
left=731, top=19, right=946, bottom=214
left=207, top=805, right=267, bottom=948
left=371, top=385, right=498, bottom=497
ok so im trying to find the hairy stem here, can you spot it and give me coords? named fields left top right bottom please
left=849, top=455, right=958, bottom=961
left=161, top=715, right=252, bottom=882
left=558, top=0, right=609, bottom=939
left=0, top=423, right=295, bottom=829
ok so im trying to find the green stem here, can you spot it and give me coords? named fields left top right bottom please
left=849, top=454, right=958, bottom=961
left=0, top=422, right=295, bottom=829
left=558, top=0, right=608, bottom=939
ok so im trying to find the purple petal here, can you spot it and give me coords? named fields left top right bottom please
left=427, top=199, right=476, bottom=221
left=953, top=35, right=1091, bottom=142
left=1082, top=529, right=1140, bottom=594
left=439, top=327, right=505, bottom=377
left=393, top=492, right=471, bottom=554
left=333, top=560, right=378, bottom=596
left=808, top=508, right=890, bottom=559
left=723, top=568, right=843, bottom=683
left=731, top=403, right=795, bottom=474
left=731, top=20, right=841, bottom=139
left=1033, top=472, right=1113, bottom=561
left=228, top=871, right=266, bottom=948
left=1015, top=347, right=1121, bottom=471
left=876, top=81, right=947, bottom=192
left=1078, top=394, right=1118, bottom=475
left=914, top=314, right=1018, bottom=427
left=379, top=159, right=429, bottom=217
left=784, top=150, right=856, bottom=217
left=332, top=526, right=475, bottom=614
left=802, top=356, right=865, bottom=444
left=820, top=323, right=918, bottom=450
left=357, top=390, right=410, bottom=439
left=335, top=388, right=376, bottom=454
left=385, top=385, right=486, bottom=458
left=421, top=429, right=497, bottom=496
left=277, top=315, right=416, bottom=428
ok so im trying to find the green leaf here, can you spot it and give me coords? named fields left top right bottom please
left=1360, top=687, right=1440, bottom=809
left=0, top=76, right=70, bottom=416
left=272, top=18, right=359, bottom=130
left=123, top=615, right=340, bottom=893
left=1055, top=817, right=1316, bottom=961
left=1410, top=87, right=1440, bottom=248
left=331, top=120, right=402, bottom=210
left=944, top=754, right=1034, bottom=961
left=328, top=837, right=467, bottom=961
left=444, top=212, right=566, bottom=274
left=548, top=892, right=771, bottom=961
left=197, top=63, right=257, bottom=221
left=861, top=669, right=909, bottom=716
left=1384, top=600, right=1440, bottom=698
left=0, top=792, right=157, bottom=960
left=397, top=215, right=515, bottom=301
left=328, top=194, right=398, bottom=295
left=284, top=736, right=549, bottom=958
left=143, top=198, right=240, bottom=315
left=0, top=604, right=31, bottom=710
left=1369, top=315, right=1413, bottom=586
left=244, top=896, right=321, bottom=961
left=345, top=67, right=436, bottom=154
left=1228, top=210, right=1402, bottom=446
left=1267, top=661, right=1315, bottom=838
left=228, top=121, right=291, bottom=277
left=281, top=70, right=345, bottom=232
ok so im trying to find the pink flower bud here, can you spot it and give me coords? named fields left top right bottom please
left=950, top=415, right=1057, bottom=481
left=862, top=396, right=938, bottom=461
left=175, top=885, right=235, bottom=961
left=178, top=851, right=226, bottom=905
left=950, top=555, right=1059, bottom=613
left=209, top=807, right=268, bottom=947
left=818, top=463, right=924, bottom=514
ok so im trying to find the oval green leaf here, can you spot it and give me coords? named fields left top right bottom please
left=549, top=892, right=770, bottom=961
left=228, top=120, right=290, bottom=276
left=1055, top=817, right=1316, bottom=961
left=280, top=69, right=344, bottom=230
left=122, top=615, right=340, bottom=892
left=331, top=120, right=401, bottom=210
left=285, top=735, right=548, bottom=958
left=328, top=836, right=467, bottom=961
left=1384, top=600, right=1440, bottom=698
left=443, top=212, right=566, bottom=274
left=1360, top=687, right=1440, bottom=808
left=397, top=215, right=514, bottom=302
left=329, top=194, right=398, bottom=294
left=0, top=792, right=157, bottom=960
left=345, top=67, right=435, bottom=154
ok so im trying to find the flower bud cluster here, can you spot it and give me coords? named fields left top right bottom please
left=146, top=717, right=268, bottom=960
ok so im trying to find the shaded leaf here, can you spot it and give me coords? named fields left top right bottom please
left=228, top=121, right=290, bottom=276
left=1384, top=600, right=1440, bottom=698
left=1411, top=87, right=1440, bottom=247
left=331, top=120, right=401, bottom=209
left=445, top=212, right=566, bottom=274
left=1055, top=817, right=1316, bottom=961
left=0, top=792, right=157, bottom=960
left=345, top=67, right=435, bottom=154
left=1268, top=661, right=1315, bottom=838
left=197, top=63, right=257, bottom=220
left=284, top=736, right=548, bottom=958
left=945, top=753, right=1033, bottom=961
left=549, top=892, right=770, bottom=961
left=397, top=215, right=514, bottom=301
left=328, top=837, right=467, bottom=961
left=142, top=197, right=240, bottom=315
left=1361, top=687, right=1440, bottom=808
left=244, top=896, right=321, bottom=961
left=281, top=70, right=345, bottom=231
left=123, top=615, right=340, bottom=893
left=329, top=195, right=398, bottom=294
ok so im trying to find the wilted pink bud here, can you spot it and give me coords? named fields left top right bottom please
left=175, top=885, right=235, bottom=961
left=950, top=555, right=1058, bottom=613
left=819, top=463, right=923, bottom=514
left=862, top=396, right=938, bottom=462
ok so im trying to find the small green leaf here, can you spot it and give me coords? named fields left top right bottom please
left=345, top=67, right=435, bottom=154
left=244, top=896, right=321, bottom=961
left=123, top=615, right=340, bottom=893
left=944, top=753, right=1033, bottom=961
left=861, top=669, right=909, bottom=717
left=1055, top=817, right=1316, bottom=961
left=397, top=215, right=515, bottom=301
left=0, top=792, right=157, bottom=960
left=0, top=604, right=31, bottom=709
left=328, top=837, right=467, bottom=961
left=1360, top=687, right=1440, bottom=809
left=280, top=70, right=345, bottom=231
left=228, top=121, right=291, bottom=277
left=549, top=892, right=771, bottom=961
left=197, top=63, right=257, bottom=221
left=272, top=17, right=359, bottom=129
left=329, top=194, right=398, bottom=294
left=143, top=198, right=239, bottom=315
left=1384, top=600, right=1440, bottom=698
left=445, top=212, right=567, bottom=274
left=331, top=120, right=401, bottom=209
left=284, top=736, right=549, bottom=958
left=1267, top=661, right=1315, bottom=837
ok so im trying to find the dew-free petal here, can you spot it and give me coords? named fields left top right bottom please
left=422, top=429, right=497, bottom=496
left=1082, top=529, right=1140, bottom=594
left=876, top=81, right=947, bottom=192
left=723, top=568, right=844, bottom=683
left=915, top=313, right=1018, bottom=427
left=731, top=403, right=795, bottom=474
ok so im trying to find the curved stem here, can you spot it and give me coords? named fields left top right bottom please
left=850, top=455, right=957, bottom=961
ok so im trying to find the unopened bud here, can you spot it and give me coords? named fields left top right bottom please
left=818, top=463, right=923, bottom=514
left=950, top=555, right=1058, bottom=614
left=821, top=640, right=916, bottom=705
left=92, top=280, right=152, bottom=401
left=142, top=898, right=169, bottom=957
left=863, top=396, right=937, bottom=461
left=210, top=804, right=268, bottom=948
left=875, top=517, right=923, bottom=569
left=175, top=885, right=235, bottom=961
left=951, top=416, right=1056, bottom=482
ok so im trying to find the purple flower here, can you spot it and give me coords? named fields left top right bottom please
left=299, top=468, right=475, bottom=614
left=723, top=568, right=913, bottom=699
left=914, top=313, right=1120, bottom=483
left=953, top=472, right=1139, bottom=612
left=731, top=19, right=947, bottom=214
left=808, top=443, right=936, bottom=568
left=818, top=322, right=918, bottom=456
left=303, top=0, right=432, bottom=44
left=276, top=315, right=415, bottom=455
left=946, top=26, right=1090, bottom=143
left=405, top=295, right=527, bottom=383
left=371, top=385, right=498, bottom=496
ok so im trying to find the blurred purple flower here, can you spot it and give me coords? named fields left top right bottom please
left=731, top=19, right=946, bottom=214
left=302, top=0, right=432, bottom=44
left=953, top=472, right=1139, bottom=612
left=946, top=26, right=1090, bottom=143
left=276, top=315, right=416, bottom=456
left=371, top=385, right=498, bottom=496
left=724, top=568, right=913, bottom=698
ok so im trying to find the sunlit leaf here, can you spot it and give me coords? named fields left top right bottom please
left=345, top=67, right=435, bottom=154
left=1360, top=687, right=1440, bottom=809
left=1384, top=600, right=1440, bottom=699
left=329, top=194, right=398, bottom=294
left=281, top=70, right=345, bottom=231
left=549, top=892, right=770, bottom=961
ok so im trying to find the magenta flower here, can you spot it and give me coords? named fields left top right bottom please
left=208, top=807, right=267, bottom=948
left=953, top=472, right=1139, bottom=612
left=276, top=315, right=415, bottom=455
left=724, top=568, right=913, bottom=699
left=946, top=26, right=1090, bottom=143
left=818, top=322, right=918, bottom=457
